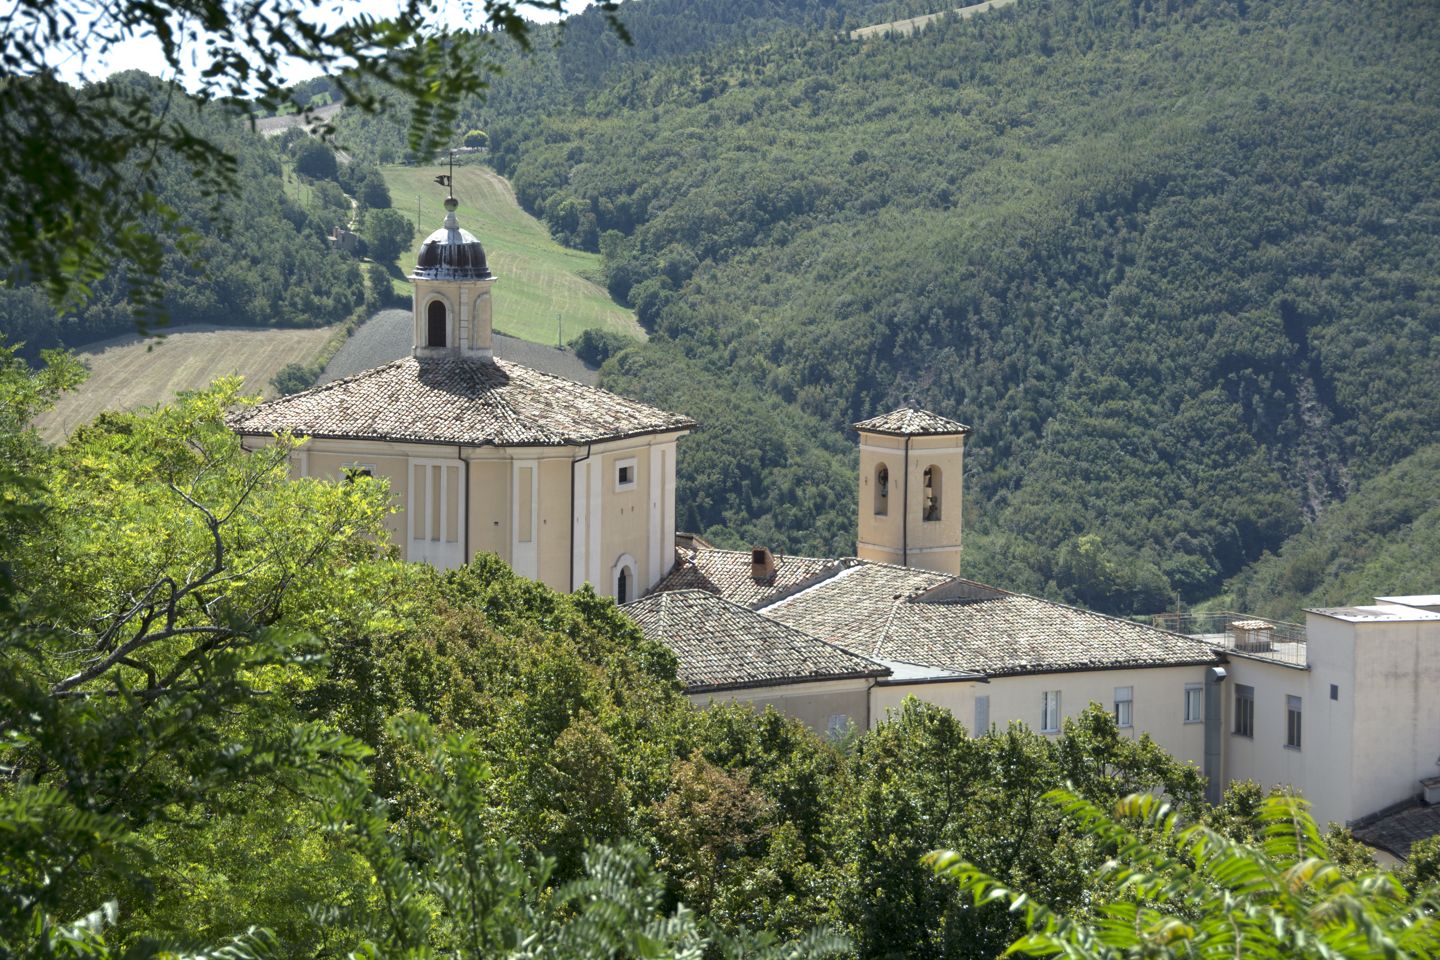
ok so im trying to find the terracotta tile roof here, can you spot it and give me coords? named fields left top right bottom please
left=230, top=356, right=695, bottom=447
left=761, top=562, right=1218, bottom=678
left=623, top=589, right=889, bottom=693
left=1353, top=802, right=1440, bottom=859
left=649, top=541, right=850, bottom=609
left=852, top=407, right=971, bottom=436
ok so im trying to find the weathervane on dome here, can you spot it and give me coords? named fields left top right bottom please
left=433, top=150, right=456, bottom=202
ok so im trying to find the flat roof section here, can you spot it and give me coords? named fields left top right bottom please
left=1376, top=595, right=1440, bottom=612
left=1308, top=603, right=1440, bottom=623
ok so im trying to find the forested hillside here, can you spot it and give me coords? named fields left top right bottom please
left=465, top=0, right=1438, bottom=613
left=1219, top=445, right=1440, bottom=621
left=0, top=72, right=364, bottom=359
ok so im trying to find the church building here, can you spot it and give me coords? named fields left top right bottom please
left=231, top=194, right=695, bottom=601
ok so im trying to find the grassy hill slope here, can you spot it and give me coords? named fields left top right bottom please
left=380, top=163, right=641, bottom=345
left=31, top=324, right=336, bottom=442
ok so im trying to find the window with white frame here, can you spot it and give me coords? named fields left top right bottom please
left=1041, top=690, right=1060, bottom=733
left=1234, top=684, right=1254, bottom=737
left=1286, top=695, right=1302, bottom=749
left=615, top=457, right=637, bottom=491
left=1184, top=683, right=1203, bottom=723
left=826, top=714, right=851, bottom=739
left=1114, top=686, right=1133, bottom=728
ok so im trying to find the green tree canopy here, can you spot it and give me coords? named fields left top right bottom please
left=365, top=207, right=416, bottom=265
left=931, top=789, right=1440, bottom=959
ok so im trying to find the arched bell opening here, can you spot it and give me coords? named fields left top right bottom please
left=427, top=299, right=448, bottom=347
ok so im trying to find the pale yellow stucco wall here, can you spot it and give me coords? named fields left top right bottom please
left=689, top=678, right=873, bottom=736
left=468, top=457, right=510, bottom=561
left=600, top=446, right=650, bottom=595
left=304, top=448, right=411, bottom=548
left=537, top=458, right=571, bottom=588
left=413, top=277, right=496, bottom=357
left=870, top=665, right=1211, bottom=771
left=254, top=427, right=686, bottom=597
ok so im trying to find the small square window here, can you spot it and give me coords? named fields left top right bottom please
left=826, top=714, right=851, bottom=739
left=1184, top=684, right=1203, bottom=724
left=614, top=457, right=638, bottom=491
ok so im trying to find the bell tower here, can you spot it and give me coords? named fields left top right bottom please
left=411, top=183, right=496, bottom=360
left=853, top=407, right=970, bottom=576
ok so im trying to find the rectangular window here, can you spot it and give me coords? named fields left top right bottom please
left=974, top=695, right=989, bottom=735
left=1234, top=684, right=1254, bottom=738
left=342, top=463, right=375, bottom=483
left=1184, top=683, right=1203, bottom=724
left=1041, top=690, right=1060, bottom=733
left=1330, top=683, right=1339, bottom=701
left=615, top=457, right=637, bottom=491
left=1287, top=695, right=1303, bottom=749
left=1114, top=686, right=1133, bottom=728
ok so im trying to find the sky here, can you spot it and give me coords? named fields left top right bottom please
left=55, top=0, right=589, bottom=91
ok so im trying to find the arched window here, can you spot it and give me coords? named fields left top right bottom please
left=612, top=554, right=637, bottom=604
left=427, top=299, right=447, bottom=347
left=923, top=465, right=941, bottom=521
left=874, top=463, right=890, bottom=516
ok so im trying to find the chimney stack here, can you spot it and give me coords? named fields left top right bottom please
left=750, top=546, right=775, bottom=581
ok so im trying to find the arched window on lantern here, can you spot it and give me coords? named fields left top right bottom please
left=427, top=299, right=448, bottom=347
left=874, top=463, right=890, bottom=516
left=923, top=465, right=942, bottom=521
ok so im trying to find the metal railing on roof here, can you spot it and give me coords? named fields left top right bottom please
left=1150, top=611, right=1308, bottom=668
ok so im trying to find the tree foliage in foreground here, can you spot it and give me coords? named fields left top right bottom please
left=5, top=351, right=1426, bottom=958
left=0, top=352, right=845, bottom=957
left=931, top=790, right=1440, bottom=959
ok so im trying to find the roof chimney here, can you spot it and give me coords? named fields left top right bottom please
left=750, top=546, right=775, bottom=581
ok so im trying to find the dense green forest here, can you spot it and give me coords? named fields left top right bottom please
left=6, top=348, right=1431, bottom=958
left=360, top=0, right=1436, bottom=616
left=0, top=73, right=365, bottom=359
left=1218, top=445, right=1440, bottom=620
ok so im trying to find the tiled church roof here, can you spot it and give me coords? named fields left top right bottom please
left=763, top=563, right=1218, bottom=679
left=852, top=407, right=971, bottom=436
left=650, top=542, right=850, bottom=609
left=623, top=589, right=888, bottom=693
left=230, top=356, right=695, bottom=446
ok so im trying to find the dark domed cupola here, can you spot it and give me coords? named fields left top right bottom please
left=410, top=194, right=497, bottom=360
left=414, top=196, right=493, bottom=280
